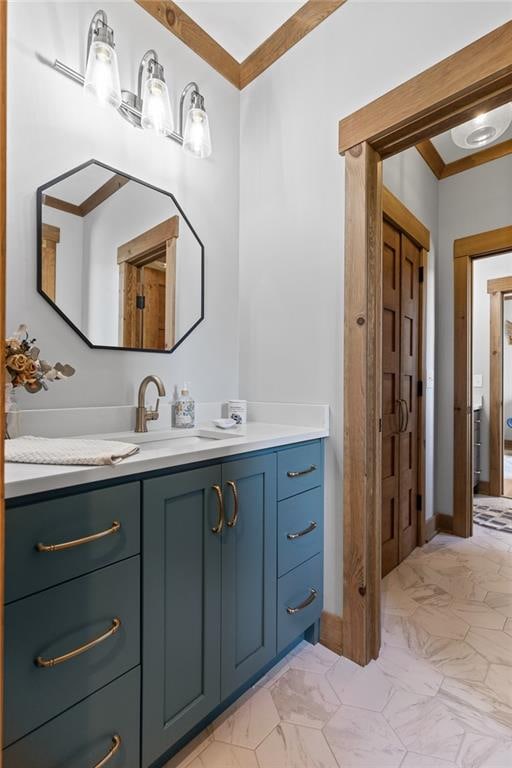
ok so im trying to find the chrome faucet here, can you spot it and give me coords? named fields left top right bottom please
left=136, top=375, right=166, bottom=433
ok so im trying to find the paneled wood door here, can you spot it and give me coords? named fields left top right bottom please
left=381, top=221, right=421, bottom=576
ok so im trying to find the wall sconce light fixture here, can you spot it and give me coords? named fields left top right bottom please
left=53, top=9, right=212, bottom=158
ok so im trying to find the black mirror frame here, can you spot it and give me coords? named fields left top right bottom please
left=36, top=159, right=205, bottom=354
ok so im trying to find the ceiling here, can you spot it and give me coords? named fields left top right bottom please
left=179, top=1, right=304, bottom=62
left=431, top=121, right=512, bottom=163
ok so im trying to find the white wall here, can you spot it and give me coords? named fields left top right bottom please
left=472, top=253, right=512, bottom=480
left=7, top=0, right=240, bottom=409
left=437, top=158, right=512, bottom=515
left=238, top=1, right=512, bottom=615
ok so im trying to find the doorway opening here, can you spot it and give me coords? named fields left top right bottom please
left=339, top=20, right=512, bottom=665
left=468, top=252, right=512, bottom=535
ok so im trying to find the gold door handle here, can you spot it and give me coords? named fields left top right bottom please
left=287, top=464, right=317, bottom=478
left=226, top=481, right=239, bottom=528
left=287, top=588, right=318, bottom=615
left=36, top=521, right=121, bottom=553
left=35, top=617, right=121, bottom=668
left=287, top=521, right=317, bottom=540
left=212, top=485, right=224, bottom=534
left=93, top=735, right=121, bottom=768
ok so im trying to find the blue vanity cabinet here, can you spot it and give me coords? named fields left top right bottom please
left=142, top=465, right=223, bottom=768
left=220, top=454, right=277, bottom=699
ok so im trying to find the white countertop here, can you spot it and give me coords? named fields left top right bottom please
left=5, top=420, right=329, bottom=500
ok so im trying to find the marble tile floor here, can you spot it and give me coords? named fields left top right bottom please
left=166, top=524, right=512, bottom=768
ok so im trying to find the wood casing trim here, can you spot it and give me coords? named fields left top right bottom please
left=319, top=611, right=343, bottom=656
left=425, top=516, right=437, bottom=542
left=339, top=21, right=512, bottom=157
left=1, top=0, right=6, bottom=754
left=452, top=227, right=512, bottom=538
left=382, top=186, right=430, bottom=250
left=487, top=276, right=512, bottom=294
left=239, top=1, right=347, bottom=89
left=343, top=141, right=382, bottom=666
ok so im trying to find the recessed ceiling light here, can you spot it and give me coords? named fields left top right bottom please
left=451, top=103, right=512, bottom=149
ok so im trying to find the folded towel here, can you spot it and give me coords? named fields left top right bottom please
left=5, top=436, right=140, bottom=466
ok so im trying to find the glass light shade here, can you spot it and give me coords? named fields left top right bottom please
left=141, top=77, right=174, bottom=136
left=84, top=39, right=122, bottom=109
left=451, top=103, right=512, bottom=149
left=183, top=107, right=212, bottom=158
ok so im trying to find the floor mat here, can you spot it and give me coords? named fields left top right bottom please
left=474, top=494, right=512, bottom=533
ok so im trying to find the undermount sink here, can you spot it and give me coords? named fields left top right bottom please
left=83, top=426, right=246, bottom=447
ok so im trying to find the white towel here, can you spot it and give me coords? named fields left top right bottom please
left=5, top=436, right=140, bottom=466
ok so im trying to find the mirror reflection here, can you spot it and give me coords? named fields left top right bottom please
left=38, top=161, right=204, bottom=352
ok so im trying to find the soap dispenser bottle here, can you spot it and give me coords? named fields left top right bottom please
left=175, top=383, right=195, bottom=428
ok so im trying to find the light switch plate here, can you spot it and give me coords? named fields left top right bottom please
left=473, top=374, right=483, bottom=388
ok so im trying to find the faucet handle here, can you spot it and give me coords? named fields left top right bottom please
left=148, top=398, right=160, bottom=421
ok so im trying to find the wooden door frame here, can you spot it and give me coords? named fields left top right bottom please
left=0, top=0, right=6, bottom=758
left=452, top=230, right=512, bottom=537
left=382, top=187, right=429, bottom=552
left=339, top=20, right=512, bottom=665
left=487, top=275, right=512, bottom=497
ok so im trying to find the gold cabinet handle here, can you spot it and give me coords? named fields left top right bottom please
left=287, top=521, right=317, bottom=540
left=35, top=617, right=121, bottom=668
left=36, top=521, right=121, bottom=553
left=226, top=480, right=239, bottom=528
left=93, top=735, right=121, bottom=768
left=287, top=464, right=317, bottom=478
left=212, top=485, right=224, bottom=534
left=287, top=588, right=318, bottom=615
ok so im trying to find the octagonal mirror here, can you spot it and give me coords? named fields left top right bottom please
left=37, top=160, right=204, bottom=352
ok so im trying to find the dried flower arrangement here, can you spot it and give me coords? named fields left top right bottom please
left=5, top=325, right=75, bottom=427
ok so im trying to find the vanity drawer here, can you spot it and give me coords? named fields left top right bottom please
left=277, top=553, right=323, bottom=653
left=3, top=667, right=140, bottom=768
left=6, top=483, right=140, bottom=603
left=278, top=487, right=323, bottom=577
left=4, top=556, right=140, bottom=746
left=277, top=442, right=322, bottom=500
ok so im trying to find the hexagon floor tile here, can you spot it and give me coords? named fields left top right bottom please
left=167, top=514, right=512, bottom=768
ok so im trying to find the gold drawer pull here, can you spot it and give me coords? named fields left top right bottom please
left=287, top=464, right=317, bottom=479
left=287, top=521, right=317, bottom=540
left=287, top=588, right=318, bottom=615
left=93, top=735, right=121, bottom=768
left=36, top=521, right=121, bottom=553
left=36, top=618, right=121, bottom=668
left=212, top=485, right=225, bottom=534
left=226, top=480, right=239, bottom=528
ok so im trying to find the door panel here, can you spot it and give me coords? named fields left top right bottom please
left=399, top=233, right=420, bottom=562
left=142, top=466, right=222, bottom=767
left=382, top=221, right=401, bottom=576
left=221, top=455, right=277, bottom=699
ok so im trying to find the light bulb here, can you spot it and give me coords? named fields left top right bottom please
left=451, top=103, right=512, bottom=149
left=183, top=107, right=212, bottom=159
left=141, top=76, right=174, bottom=137
left=84, top=39, right=122, bottom=109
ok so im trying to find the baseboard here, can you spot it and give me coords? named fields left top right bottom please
left=319, top=611, right=343, bottom=656
left=435, top=512, right=453, bottom=533
left=425, top=515, right=437, bottom=542
left=476, top=480, right=490, bottom=495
